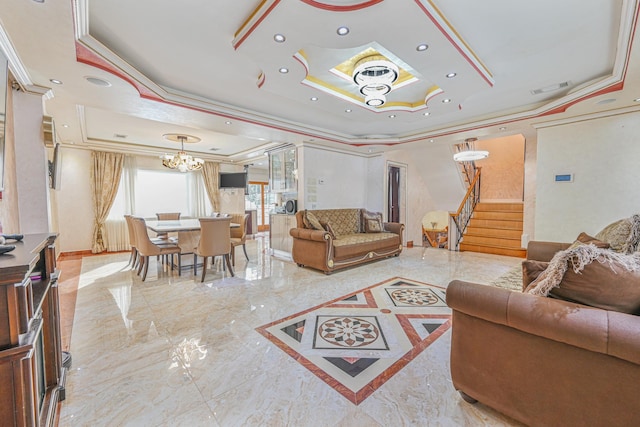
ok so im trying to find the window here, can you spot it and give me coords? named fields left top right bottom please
left=108, top=165, right=211, bottom=219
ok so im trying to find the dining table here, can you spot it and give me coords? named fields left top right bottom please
left=145, top=218, right=239, bottom=273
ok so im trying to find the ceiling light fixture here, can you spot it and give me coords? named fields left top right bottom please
left=337, top=26, right=350, bottom=36
left=446, top=72, right=457, bottom=78
left=49, top=79, right=63, bottom=85
left=423, top=112, right=430, bottom=116
left=352, top=55, right=399, bottom=107
left=416, top=44, right=429, bottom=51
left=279, top=67, right=289, bottom=73
left=442, top=98, right=451, bottom=103
left=274, top=34, right=286, bottom=43
left=453, top=138, right=489, bottom=162
left=85, top=76, right=112, bottom=87
left=345, top=108, right=352, bottom=113
left=310, top=97, right=318, bottom=101
left=161, top=134, right=204, bottom=173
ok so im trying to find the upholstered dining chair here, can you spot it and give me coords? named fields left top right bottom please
left=131, top=216, right=181, bottom=281
left=155, top=212, right=181, bottom=240
left=229, top=213, right=249, bottom=266
left=125, top=215, right=165, bottom=270
left=193, top=217, right=234, bottom=282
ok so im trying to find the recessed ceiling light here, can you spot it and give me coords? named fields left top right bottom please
left=114, top=133, right=127, bottom=139
left=62, top=124, right=69, bottom=128
left=499, top=127, right=507, bottom=131
left=416, top=44, right=429, bottom=52
left=49, top=79, right=63, bottom=85
left=225, top=121, right=232, bottom=125
left=446, top=72, right=457, bottom=78
left=310, top=97, right=318, bottom=101
left=279, top=67, right=289, bottom=74
left=389, top=115, right=396, bottom=118
left=634, top=98, right=640, bottom=102
left=429, top=139, right=435, bottom=143
left=368, top=149, right=373, bottom=153
left=345, top=108, right=352, bottom=113
left=274, top=33, right=286, bottom=43
left=442, top=98, right=451, bottom=103
left=85, top=76, right=112, bottom=87
left=423, top=112, right=430, bottom=116
left=337, top=26, right=349, bottom=36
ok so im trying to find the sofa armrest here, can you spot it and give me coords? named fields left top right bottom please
left=383, top=222, right=404, bottom=236
left=446, top=280, right=640, bottom=365
left=289, top=227, right=331, bottom=242
left=526, top=240, right=571, bottom=262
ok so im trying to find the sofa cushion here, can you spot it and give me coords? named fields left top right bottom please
left=333, top=232, right=400, bottom=259
left=320, top=220, right=336, bottom=239
left=309, top=209, right=361, bottom=236
left=572, top=232, right=610, bottom=249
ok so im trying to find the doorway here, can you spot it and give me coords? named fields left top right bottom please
left=246, top=181, right=273, bottom=231
left=386, top=162, right=407, bottom=242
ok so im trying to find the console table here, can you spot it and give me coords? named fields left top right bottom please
left=0, top=233, right=67, bottom=427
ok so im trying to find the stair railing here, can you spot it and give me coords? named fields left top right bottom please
left=449, top=167, right=482, bottom=251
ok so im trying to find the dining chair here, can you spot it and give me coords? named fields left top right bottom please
left=230, top=213, right=250, bottom=266
left=193, top=217, right=234, bottom=282
left=175, top=230, right=199, bottom=271
left=155, top=212, right=181, bottom=240
left=125, top=214, right=165, bottom=269
left=131, top=216, right=181, bottom=281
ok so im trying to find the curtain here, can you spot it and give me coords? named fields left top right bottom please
left=91, top=151, right=124, bottom=253
left=188, top=170, right=208, bottom=217
left=202, top=161, right=221, bottom=212
left=123, top=155, right=137, bottom=214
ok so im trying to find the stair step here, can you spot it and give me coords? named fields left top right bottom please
left=468, top=218, right=523, bottom=230
left=459, top=243, right=527, bottom=258
left=473, top=211, right=523, bottom=221
left=465, top=227, right=522, bottom=239
left=462, top=235, right=523, bottom=248
left=475, top=202, right=523, bottom=212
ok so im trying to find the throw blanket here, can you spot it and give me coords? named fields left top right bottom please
left=527, top=244, right=640, bottom=296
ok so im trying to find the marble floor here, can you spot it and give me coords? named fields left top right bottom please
left=57, top=234, right=525, bottom=427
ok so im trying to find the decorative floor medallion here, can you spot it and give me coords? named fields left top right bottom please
left=256, top=277, right=451, bottom=404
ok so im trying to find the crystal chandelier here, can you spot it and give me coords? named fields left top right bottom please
left=161, top=134, right=204, bottom=172
left=352, top=55, right=399, bottom=107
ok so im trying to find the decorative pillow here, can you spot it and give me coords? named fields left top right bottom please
left=362, top=211, right=384, bottom=233
left=594, top=215, right=640, bottom=253
left=525, top=244, right=640, bottom=314
left=522, top=260, right=549, bottom=288
left=549, top=257, right=640, bottom=314
left=574, top=232, right=610, bottom=249
left=320, top=221, right=336, bottom=239
left=304, top=210, right=324, bottom=231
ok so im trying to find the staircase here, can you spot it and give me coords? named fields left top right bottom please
left=459, top=202, right=526, bottom=257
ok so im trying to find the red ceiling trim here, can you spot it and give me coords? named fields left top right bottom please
left=413, top=0, right=493, bottom=88
left=300, top=0, right=383, bottom=12
left=233, top=0, right=282, bottom=50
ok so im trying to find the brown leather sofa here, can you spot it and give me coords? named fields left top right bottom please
left=446, top=240, right=640, bottom=426
left=290, top=208, right=404, bottom=274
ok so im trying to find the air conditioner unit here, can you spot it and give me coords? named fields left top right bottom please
left=43, top=115, right=56, bottom=147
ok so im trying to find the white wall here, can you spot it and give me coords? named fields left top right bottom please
left=366, top=155, right=384, bottom=212
left=299, top=146, right=368, bottom=210
left=535, top=110, right=640, bottom=242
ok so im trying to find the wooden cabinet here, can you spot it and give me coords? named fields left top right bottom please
left=269, top=147, right=297, bottom=193
left=0, top=234, right=66, bottom=427
left=270, top=214, right=296, bottom=254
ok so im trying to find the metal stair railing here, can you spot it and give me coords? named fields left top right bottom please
left=449, top=167, right=481, bottom=251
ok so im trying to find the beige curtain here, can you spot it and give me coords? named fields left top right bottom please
left=202, top=161, right=221, bottom=212
left=91, top=151, right=124, bottom=253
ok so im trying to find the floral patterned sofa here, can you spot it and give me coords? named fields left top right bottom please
left=290, top=208, right=404, bottom=274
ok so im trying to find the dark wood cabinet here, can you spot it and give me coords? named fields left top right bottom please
left=0, top=234, right=66, bottom=427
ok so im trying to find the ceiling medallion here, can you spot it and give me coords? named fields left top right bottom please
left=352, top=55, right=399, bottom=107
left=161, top=134, right=204, bottom=172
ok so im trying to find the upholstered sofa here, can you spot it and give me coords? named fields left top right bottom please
left=446, top=231, right=640, bottom=426
left=290, top=208, right=404, bottom=274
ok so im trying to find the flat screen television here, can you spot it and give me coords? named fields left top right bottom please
left=219, top=172, right=247, bottom=188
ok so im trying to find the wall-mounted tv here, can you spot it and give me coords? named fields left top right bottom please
left=219, top=172, right=247, bottom=188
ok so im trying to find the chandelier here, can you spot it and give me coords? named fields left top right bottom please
left=453, top=138, right=489, bottom=162
left=161, top=134, right=204, bottom=172
left=352, top=55, right=399, bottom=107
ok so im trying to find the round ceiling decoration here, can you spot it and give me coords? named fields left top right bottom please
left=352, top=55, right=399, bottom=107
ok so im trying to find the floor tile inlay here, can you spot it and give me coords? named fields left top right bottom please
left=256, top=277, right=452, bottom=404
